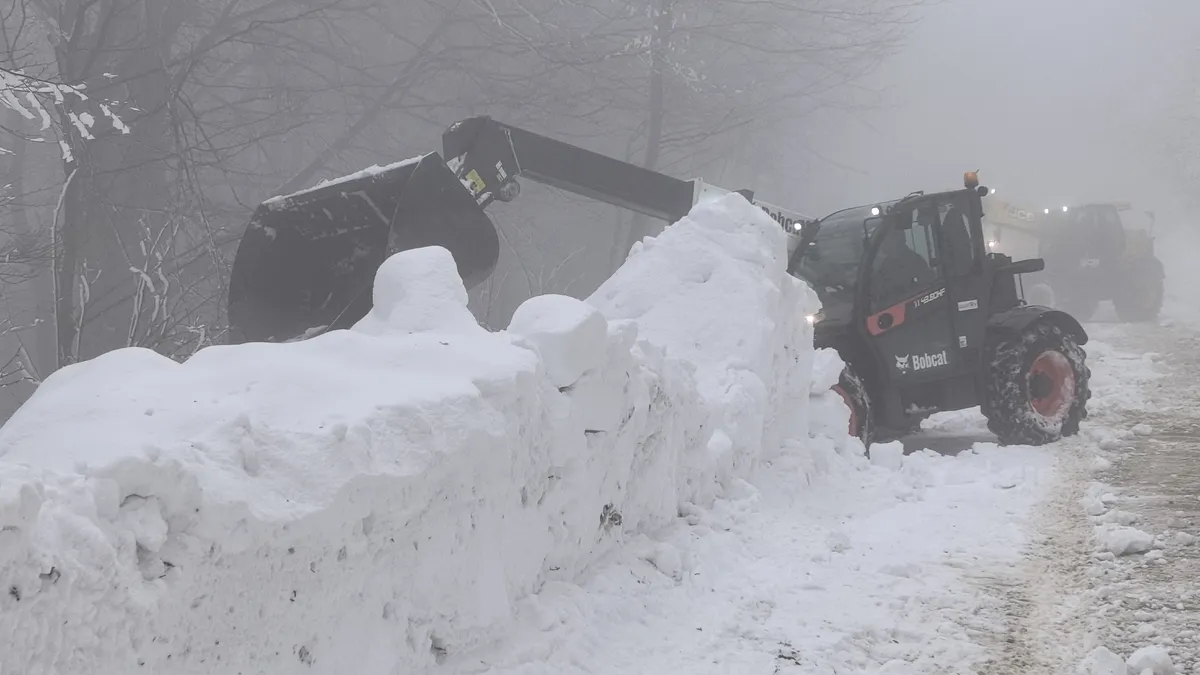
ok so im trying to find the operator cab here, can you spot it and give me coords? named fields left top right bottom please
left=789, top=202, right=895, bottom=304
left=788, top=182, right=990, bottom=342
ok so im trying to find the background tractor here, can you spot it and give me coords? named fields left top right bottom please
left=982, top=196, right=1165, bottom=322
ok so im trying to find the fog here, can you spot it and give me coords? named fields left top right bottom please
left=800, top=0, right=1199, bottom=209
left=2, top=0, right=1198, bottom=419
left=795, top=0, right=1200, bottom=322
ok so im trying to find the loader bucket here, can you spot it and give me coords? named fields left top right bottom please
left=226, top=152, right=499, bottom=344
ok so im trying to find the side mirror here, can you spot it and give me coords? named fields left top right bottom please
left=999, top=258, right=1045, bottom=275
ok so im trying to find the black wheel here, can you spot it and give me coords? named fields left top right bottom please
left=1112, top=258, right=1164, bottom=322
left=833, top=365, right=874, bottom=448
left=983, top=322, right=1091, bottom=446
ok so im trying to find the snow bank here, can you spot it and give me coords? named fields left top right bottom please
left=589, top=192, right=820, bottom=501
left=0, top=193, right=823, bottom=674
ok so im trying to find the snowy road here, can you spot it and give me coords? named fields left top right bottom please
left=1081, top=322, right=1200, bottom=671
left=438, top=319, right=1199, bottom=675
left=941, top=319, right=1199, bottom=675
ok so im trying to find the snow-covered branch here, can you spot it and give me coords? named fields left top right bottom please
left=0, top=67, right=130, bottom=158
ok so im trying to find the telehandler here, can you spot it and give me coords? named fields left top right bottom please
left=227, top=117, right=1092, bottom=446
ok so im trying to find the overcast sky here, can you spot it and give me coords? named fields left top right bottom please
left=800, top=0, right=1200, bottom=217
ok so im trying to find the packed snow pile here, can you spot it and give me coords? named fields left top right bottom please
left=589, top=193, right=819, bottom=501
left=0, top=193, right=823, bottom=675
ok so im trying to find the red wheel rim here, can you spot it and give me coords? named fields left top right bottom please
left=832, top=383, right=859, bottom=437
left=1027, top=350, right=1075, bottom=419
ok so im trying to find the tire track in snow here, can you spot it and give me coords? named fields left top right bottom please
left=1082, top=323, right=1200, bottom=673
left=972, top=438, right=1097, bottom=675
left=969, top=322, right=1165, bottom=674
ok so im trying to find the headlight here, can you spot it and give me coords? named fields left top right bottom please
left=805, top=314, right=816, bottom=324
left=987, top=239, right=997, bottom=248
left=870, top=207, right=880, bottom=216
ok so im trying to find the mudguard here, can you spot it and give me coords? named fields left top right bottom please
left=986, top=305, right=1089, bottom=345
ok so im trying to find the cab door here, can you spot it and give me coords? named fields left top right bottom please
left=858, top=200, right=959, bottom=420
left=935, top=191, right=989, bottom=368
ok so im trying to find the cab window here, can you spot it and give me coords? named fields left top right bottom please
left=939, top=198, right=977, bottom=277
left=868, top=205, right=941, bottom=311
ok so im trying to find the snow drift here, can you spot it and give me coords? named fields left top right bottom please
left=0, top=193, right=825, bottom=674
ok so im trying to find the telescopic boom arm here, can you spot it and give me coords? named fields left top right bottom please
left=226, top=116, right=815, bottom=344
left=441, top=116, right=813, bottom=232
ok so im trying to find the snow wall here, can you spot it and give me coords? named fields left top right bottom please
left=0, top=193, right=839, bottom=675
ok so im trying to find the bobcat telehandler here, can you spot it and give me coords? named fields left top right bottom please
left=227, top=117, right=1092, bottom=447
left=982, top=195, right=1164, bottom=322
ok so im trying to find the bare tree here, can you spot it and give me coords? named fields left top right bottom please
left=0, top=0, right=929, bottom=405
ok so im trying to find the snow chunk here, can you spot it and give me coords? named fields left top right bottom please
left=352, top=245, right=481, bottom=335
left=643, top=542, right=684, bottom=581
left=869, top=440, right=905, bottom=471
left=1075, top=646, right=1128, bottom=675
left=1083, top=495, right=1109, bottom=516
left=1097, top=525, right=1155, bottom=556
left=1126, top=645, right=1176, bottom=674
left=825, top=529, right=852, bottom=553
left=810, top=347, right=844, bottom=394
left=1132, top=422, right=1153, bottom=436
left=1097, top=509, right=1139, bottom=526
left=993, top=467, right=1026, bottom=489
left=1171, top=531, right=1196, bottom=546
left=508, top=294, right=608, bottom=388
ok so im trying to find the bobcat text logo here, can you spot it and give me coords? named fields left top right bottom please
left=911, top=287, right=946, bottom=309
left=759, top=204, right=804, bottom=233
left=913, top=350, right=949, bottom=371
left=894, top=354, right=910, bottom=372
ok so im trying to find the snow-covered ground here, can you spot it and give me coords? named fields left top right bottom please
left=1072, top=323, right=1200, bottom=675
left=436, top=442, right=1060, bottom=674
left=916, top=320, right=1197, bottom=675
left=0, top=192, right=1191, bottom=675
